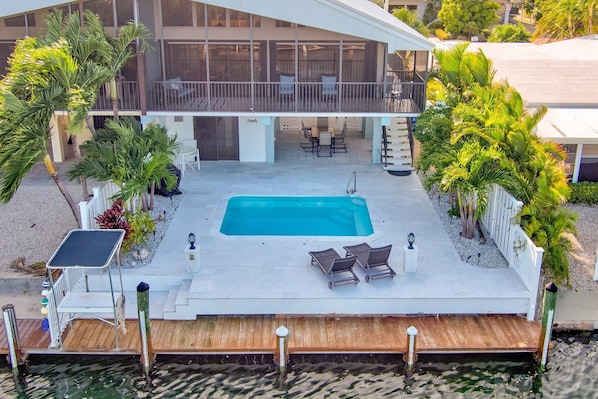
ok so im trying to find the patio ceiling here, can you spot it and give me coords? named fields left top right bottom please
left=195, top=0, right=434, bottom=52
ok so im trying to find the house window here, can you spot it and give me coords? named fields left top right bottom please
left=0, top=42, right=15, bottom=75
left=342, top=43, right=366, bottom=82
left=298, top=44, right=339, bottom=82
left=275, top=20, right=291, bottom=28
left=165, top=43, right=206, bottom=81
left=229, top=10, right=248, bottom=27
left=84, top=0, right=115, bottom=26
left=207, top=6, right=226, bottom=27
left=229, top=10, right=260, bottom=28
left=209, top=43, right=260, bottom=82
left=276, top=44, right=295, bottom=76
left=4, top=13, right=36, bottom=27
left=162, top=0, right=193, bottom=27
left=115, top=0, right=134, bottom=26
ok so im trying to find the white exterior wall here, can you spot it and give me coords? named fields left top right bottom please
left=239, top=116, right=267, bottom=162
left=161, top=115, right=194, bottom=143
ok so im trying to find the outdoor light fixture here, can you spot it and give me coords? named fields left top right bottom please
left=188, top=233, right=196, bottom=250
left=407, top=232, right=415, bottom=250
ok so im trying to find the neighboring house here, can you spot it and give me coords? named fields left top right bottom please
left=385, top=0, right=520, bottom=25
left=468, top=37, right=598, bottom=182
left=0, top=0, right=434, bottom=170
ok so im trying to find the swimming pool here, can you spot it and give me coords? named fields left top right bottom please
left=220, top=196, right=374, bottom=236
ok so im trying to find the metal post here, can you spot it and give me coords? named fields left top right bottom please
left=405, top=325, right=418, bottom=372
left=538, top=282, right=558, bottom=370
left=275, top=325, right=290, bottom=374
left=137, top=282, right=154, bottom=377
left=2, top=304, right=22, bottom=376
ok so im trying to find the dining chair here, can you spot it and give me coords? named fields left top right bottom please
left=318, top=132, right=333, bottom=157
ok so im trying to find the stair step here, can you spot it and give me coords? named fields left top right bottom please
left=163, top=286, right=179, bottom=313
left=175, top=279, right=192, bottom=306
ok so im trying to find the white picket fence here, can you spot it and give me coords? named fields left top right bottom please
left=480, top=184, right=544, bottom=320
left=78, top=181, right=138, bottom=229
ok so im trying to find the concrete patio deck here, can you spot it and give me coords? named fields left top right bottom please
left=115, top=129, right=531, bottom=318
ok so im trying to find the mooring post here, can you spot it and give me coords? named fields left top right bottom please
left=538, top=282, right=558, bottom=370
left=405, top=325, right=418, bottom=372
left=136, top=282, right=154, bottom=377
left=2, top=304, right=22, bottom=376
left=274, top=325, right=290, bottom=374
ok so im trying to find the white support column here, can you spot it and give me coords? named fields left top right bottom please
left=573, top=143, right=583, bottom=183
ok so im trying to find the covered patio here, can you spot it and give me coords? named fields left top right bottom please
left=114, top=129, right=531, bottom=319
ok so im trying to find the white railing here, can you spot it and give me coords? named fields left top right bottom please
left=46, top=267, right=86, bottom=348
left=480, top=184, right=544, bottom=320
left=79, top=181, right=138, bottom=230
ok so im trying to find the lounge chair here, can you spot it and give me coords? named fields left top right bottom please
left=343, top=243, right=396, bottom=282
left=309, top=248, right=359, bottom=289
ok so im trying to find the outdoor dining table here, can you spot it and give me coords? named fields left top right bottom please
left=177, top=145, right=197, bottom=177
left=310, top=126, right=336, bottom=138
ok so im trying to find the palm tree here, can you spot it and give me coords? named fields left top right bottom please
left=0, top=37, right=109, bottom=227
left=69, top=118, right=178, bottom=212
left=532, top=0, right=597, bottom=41
left=73, top=10, right=152, bottom=120
left=431, top=43, right=495, bottom=108
left=424, top=141, right=517, bottom=239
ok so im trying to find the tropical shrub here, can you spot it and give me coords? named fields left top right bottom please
left=393, top=8, right=430, bottom=37
left=95, top=200, right=132, bottom=243
left=437, top=0, right=500, bottom=38
left=568, top=181, right=598, bottom=205
left=488, top=23, right=531, bottom=42
left=435, top=29, right=451, bottom=41
left=124, top=209, right=155, bottom=251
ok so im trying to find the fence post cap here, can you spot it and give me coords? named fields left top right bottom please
left=407, top=326, right=418, bottom=335
left=276, top=325, right=289, bottom=337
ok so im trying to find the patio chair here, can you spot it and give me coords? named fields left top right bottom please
left=309, top=248, right=360, bottom=289
left=162, top=76, right=194, bottom=99
left=317, top=131, right=333, bottom=157
left=321, top=74, right=338, bottom=102
left=301, top=121, right=317, bottom=152
left=332, top=121, right=347, bottom=153
left=279, top=74, right=295, bottom=103
left=343, top=243, right=396, bottom=282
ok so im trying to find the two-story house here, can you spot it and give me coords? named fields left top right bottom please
left=0, top=0, right=433, bottom=169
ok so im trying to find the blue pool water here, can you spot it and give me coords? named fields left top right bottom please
left=220, top=196, right=374, bottom=236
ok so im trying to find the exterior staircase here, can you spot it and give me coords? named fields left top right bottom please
left=382, top=117, right=413, bottom=172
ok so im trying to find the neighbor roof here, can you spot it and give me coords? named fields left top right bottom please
left=535, top=108, right=598, bottom=144
left=196, top=0, right=434, bottom=52
left=467, top=36, right=598, bottom=107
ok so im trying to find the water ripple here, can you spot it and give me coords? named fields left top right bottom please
left=1, top=333, right=598, bottom=398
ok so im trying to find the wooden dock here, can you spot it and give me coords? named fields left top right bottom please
left=1, top=315, right=541, bottom=356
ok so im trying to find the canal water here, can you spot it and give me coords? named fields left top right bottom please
left=1, top=331, right=596, bottom=398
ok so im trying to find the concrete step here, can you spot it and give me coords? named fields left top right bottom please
left=175, top=279, right=192, bottom=306
left=163, top=286, right=179, bottom=313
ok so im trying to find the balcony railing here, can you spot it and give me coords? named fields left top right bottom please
left=93, top=80, right=426, bottom=114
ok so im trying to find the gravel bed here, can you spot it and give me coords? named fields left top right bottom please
left=120, top=194, right=182, bottom=268
left=424, top=184, right=509, bottom=269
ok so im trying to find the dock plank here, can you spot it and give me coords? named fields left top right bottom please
left=1, top=315, right=542, bottom=356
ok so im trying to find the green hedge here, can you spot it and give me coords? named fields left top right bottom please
left=568, top=181, right=598, bottom=204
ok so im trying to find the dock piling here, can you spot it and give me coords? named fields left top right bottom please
left=2, top=304, right=22, bottom=376
left=136, top=282, right=154, bottom=377
left=538, top=282, right=558, bottom=370
left=405, top=325, right=418, bottom=372
left=275, top=325, right=290, bottom=374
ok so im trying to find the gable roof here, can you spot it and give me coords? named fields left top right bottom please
left=0, top=1, right=70, bottom=18
left=196, top=0, right=434, bottom=52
